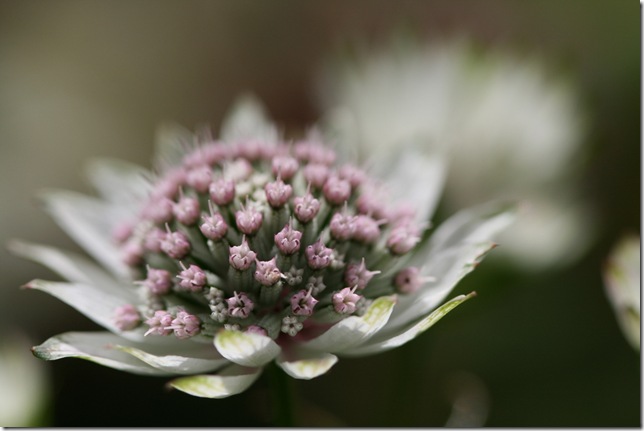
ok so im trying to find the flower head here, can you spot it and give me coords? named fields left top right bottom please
left=12, top=95, right=514, bottom=399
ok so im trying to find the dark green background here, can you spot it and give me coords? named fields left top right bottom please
left=0, top=0, right=639, bottom=426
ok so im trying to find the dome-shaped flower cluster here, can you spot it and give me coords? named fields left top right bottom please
left=12, top=96, right=514, bottom=398
left=116, top=127, right=428, bottom=343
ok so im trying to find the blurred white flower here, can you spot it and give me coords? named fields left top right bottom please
left=0, top=331, right=49, bottom=426
left=444, top=371, right=489, bottom=427
left=603, top=234, right=640, bottom=350
left=503, top=195, right=593, bottom=270
left=318, top=37, right=593, bottom=270
left=12, top=96, right=514, bottom=398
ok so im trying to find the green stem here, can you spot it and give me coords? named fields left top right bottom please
left=269, top=362, right=295, bottom=426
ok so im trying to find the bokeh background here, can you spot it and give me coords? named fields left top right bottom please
left=0, top=0, right=639, bottom=426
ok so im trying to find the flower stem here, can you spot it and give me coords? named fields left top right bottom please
left=269, top=362, right=295, bottom=426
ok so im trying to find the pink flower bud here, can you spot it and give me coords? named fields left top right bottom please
left=323, top=176, right=351, bottom=205
left=254, top=257, right=282, bottom=286
left=209, top=178, right=236, bottom=206
left=201, top=141, right=230, bottom=165
left=272, top=155, right=299, bottom=180
left=303, top=163, right=330, bottom=188
left=235, top=140, right=263, bottom=161
left=274, top=222, right=302, bottom=255
left=330, top=211, right=356, bottom=241
left=356, top=186, right=391, bottom=220
left=332, top=287, right=361, bottom=315
left=394, top=267, right=425, bottom=294
left=293, top=193, right=320, bottom=223
left=338, top=164, right=366, bottom=188
left=184, top=141, right=228, bottom=167
left=290, top=289, right=318, bottom=316
left=235, top=206, right=263, bottom=235
left=185, top=165, right=213, bottom=193
left=145, top=310, right=174, bottom=336
left=352, top=215, right=381, bottom=244
left=173, top=195, right=201, bottom=226
left=264, top=179, right=293, bottom=208
left=160, top=228, right=191, bottom=260
left=112, top=221, right=133, bottom=244
left=113, top=304, right=141, bottom=331
left=121, top=239, right=144, bottom=266
left=200, top=210, right=228, bottom=241
left=387, top=224, right=421, bottom=255
left=344, top=258, right=380, bottom=290
left=143, top=227, right=166, bottom=253
left=227, top=291, right=254, bottom=319
left=294, top=140, right=336, bottom=164
left=305, top=239, right=334, bottom=270
left=170, top=310, right=201, bottom=339
left=229, top=237, right=257, bottom=271
left=143, top=197, right=174, bottom=224
left=151, top=168, right=186, bottom=200
left=177, top=263, right=207, bottom=292
left=143, top=267, right=173, bottom=295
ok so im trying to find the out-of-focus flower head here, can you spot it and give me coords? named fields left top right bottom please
left=11, top=96, right=514, bottom=398
left=318, top=36, right=593, bottom=270
left=603, top=234, right=640, bottom=350
left=0, top=331, right=49, bottom=426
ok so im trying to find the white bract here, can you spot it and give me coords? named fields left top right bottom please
left=319, top=38, right=591, bottom=270
left=603, top=234, right=641, bottom=350
left=12, top=96, right=514, bottom=398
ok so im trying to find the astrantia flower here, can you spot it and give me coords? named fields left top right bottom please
left=319, top=37, right=593, bottom=270
left=603, top=234, right=641, bottom=350
left=11, top=96, right=514, bottom=398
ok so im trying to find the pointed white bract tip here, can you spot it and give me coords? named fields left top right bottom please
left=214, top=330, right=280, bottom=367
left=168, top=366, right=262, bottom=398
left=278, top=352, right=338, bottom=380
